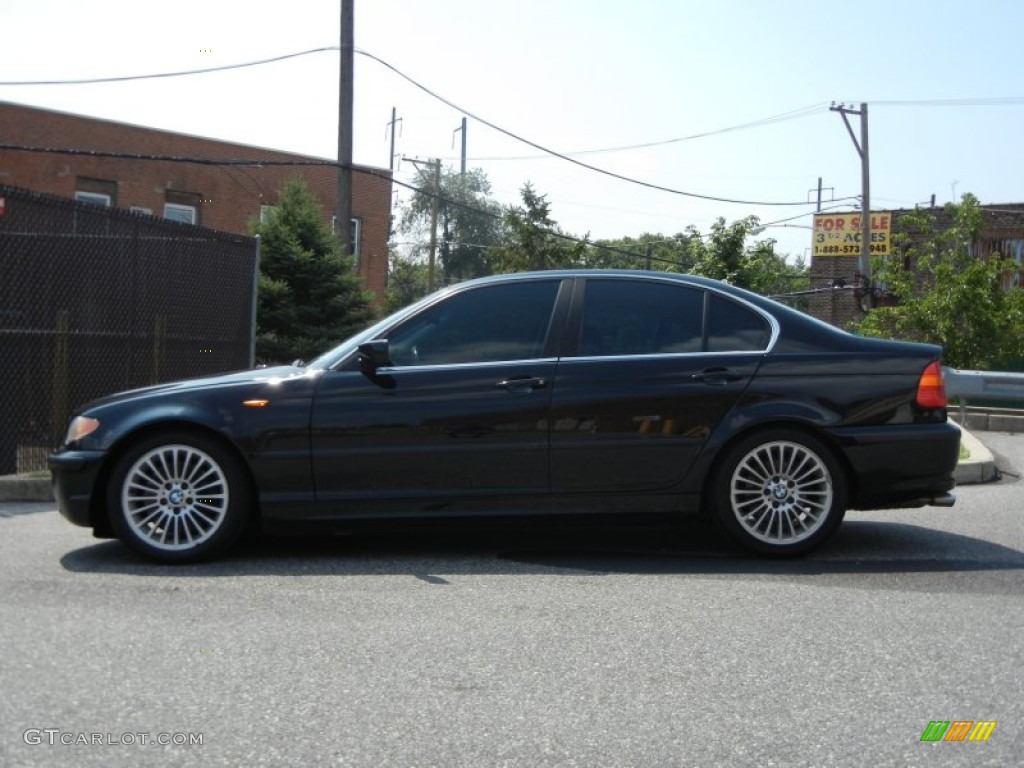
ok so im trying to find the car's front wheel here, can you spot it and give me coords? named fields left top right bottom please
left=711, top=429, right=847, bottom=556
left=107, top=432, right=251, bottom=563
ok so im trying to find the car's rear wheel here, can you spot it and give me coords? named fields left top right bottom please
left=711, top=429, right=846, bottom=556
left=107, top=432, right=251, bottom=563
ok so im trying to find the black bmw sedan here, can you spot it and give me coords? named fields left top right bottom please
left=49, top=270, right=959, bottom=563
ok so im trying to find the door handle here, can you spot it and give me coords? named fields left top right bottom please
left=496, top=376, right=548, bottom=391
left=690, top=367, right=743, bottom=384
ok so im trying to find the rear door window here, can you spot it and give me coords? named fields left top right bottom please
left=578, top=279, right=704, bottom=356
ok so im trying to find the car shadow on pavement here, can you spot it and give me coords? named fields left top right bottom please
left=59, top=517, right=1024, bottom=581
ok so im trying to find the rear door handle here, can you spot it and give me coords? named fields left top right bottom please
left=496, top=376, right=548, bottom=391
left=690, top=367, right=743, bottom=384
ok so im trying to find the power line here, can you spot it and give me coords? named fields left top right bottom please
left=756, top=202, right=859, bottom=228
left=4, top=45, right=1021, bottom=215
left=0, top=143, right=338, bottom=166
left=0, top=142, right=832, bottom=270
left=0, top=47, right=342, bottom=86
left=866, top=96, right=1024, bottom=107
left=355, top=49, right=846, bottom=208
left=0, top=141, right=675, bottom=266
left=0, top=44, right=850, bottom=207
left=469, top=104, right=828, bottom=161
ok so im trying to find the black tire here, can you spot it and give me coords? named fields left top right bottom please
left=106, top=431, right=252, bottom=563
left=710, top=429, right=847, bottom=557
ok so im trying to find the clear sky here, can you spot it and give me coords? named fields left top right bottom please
left=1, top=0, right=1021, bottom=259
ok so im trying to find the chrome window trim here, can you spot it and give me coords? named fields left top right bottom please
left=374, top=357, right=560, bottom=374
left=559, top=350, right=768, bottom=364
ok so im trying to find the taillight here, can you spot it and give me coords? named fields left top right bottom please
left=916, top=361, right=947, bottom=409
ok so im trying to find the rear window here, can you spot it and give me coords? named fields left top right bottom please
left=706, top=293, right=771, bottom=352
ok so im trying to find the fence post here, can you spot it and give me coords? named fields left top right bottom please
left=250, top=234, right=260, bottom=368
left=152, top=315, right=166, bottom=384
left=50, top=310, right=71, bottom=448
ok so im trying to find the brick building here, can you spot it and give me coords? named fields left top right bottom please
left=806, top=204, right=1024, bottom=329
left=0, top=101, right=391, bottom=302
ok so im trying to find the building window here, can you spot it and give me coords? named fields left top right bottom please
left=164, top=203, right=197, bottom=225
left=350, top=217, right=361, bottom=264
left=74, top=190, right=112, bottom=207
left=75, top=177, right=117, bottom=207
left=129, top=206, right=153, bottom=216
left=164, top=190, right=201, bottom=226
left=332, top=216, right=362, bottom=264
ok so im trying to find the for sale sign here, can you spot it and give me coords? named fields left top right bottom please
left=812, top=212, right=891, bottom=257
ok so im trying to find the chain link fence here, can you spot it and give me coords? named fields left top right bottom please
left=0, top=185, right=258, bottom=475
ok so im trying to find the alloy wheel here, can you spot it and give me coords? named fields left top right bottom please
left=120, top=444, right=229, bottom=551
left=729, top=440, right=834, bottom=545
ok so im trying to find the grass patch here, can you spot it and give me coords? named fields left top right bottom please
left=959, top=443, right=970, bottom=461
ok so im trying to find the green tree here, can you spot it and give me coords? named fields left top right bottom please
left=398, top=166, right=504, bottom=282
left=736, top=239, right=810, bottom=301
left=252, top=178, right=374, bottom=363
left=691, top=217, right=751, bottom=283
left=384, top=255, right=430, bottom=313
left=488, top=183, right=587, bottom=272
left=588, top=219, right=808, bottom=298
left=584, top=231, right=703, bottom=271
left=858, top=193, right=1024, bottom=370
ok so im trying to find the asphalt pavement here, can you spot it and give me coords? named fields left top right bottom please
left=0, top=433, right=1021, bottom=767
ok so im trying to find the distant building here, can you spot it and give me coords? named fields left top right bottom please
left=806, top=203, right=1024, bottom=328
left=0, top=101, right=391, bottom=302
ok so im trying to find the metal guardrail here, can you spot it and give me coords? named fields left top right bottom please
left=943, top=367, right=1024, bottom=423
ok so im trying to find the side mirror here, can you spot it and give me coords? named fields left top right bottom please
left=357, top=339, right=391, bottom=375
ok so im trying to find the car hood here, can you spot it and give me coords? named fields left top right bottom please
left=77, top=365, right=311, bottom=412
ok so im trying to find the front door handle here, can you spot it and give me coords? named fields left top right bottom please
left=496, top=376, right=548, bottom=391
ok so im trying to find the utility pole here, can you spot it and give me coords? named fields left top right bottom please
left=807, top=177, right=834, bottom=212
left=386, top=107, right=403, bottom=171
left=384, top=108, right=402, bottom=246
left=830, top=103, right=871, bottom=281
left=405, top=157, right=442, bottom=291
left=453, top=117, right=467, bottom=175
left=336, top=0, right=354, bottom=256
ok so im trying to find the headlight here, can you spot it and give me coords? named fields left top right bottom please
left=65, top=416, right=100, bottom=444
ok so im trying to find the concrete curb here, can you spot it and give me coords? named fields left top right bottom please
left=0, top=473, right=53, bottom=502
left=953, top=407, right=1024, bottom=434
left=952, top=421, right=999, bottom=485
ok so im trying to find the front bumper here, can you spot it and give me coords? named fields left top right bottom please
left=47, top=449, right=107, bottom=528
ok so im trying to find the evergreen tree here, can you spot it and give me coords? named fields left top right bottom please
left=252, top=178, right=374, bottom=364
left=488, top=183, right=586, bottom=272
